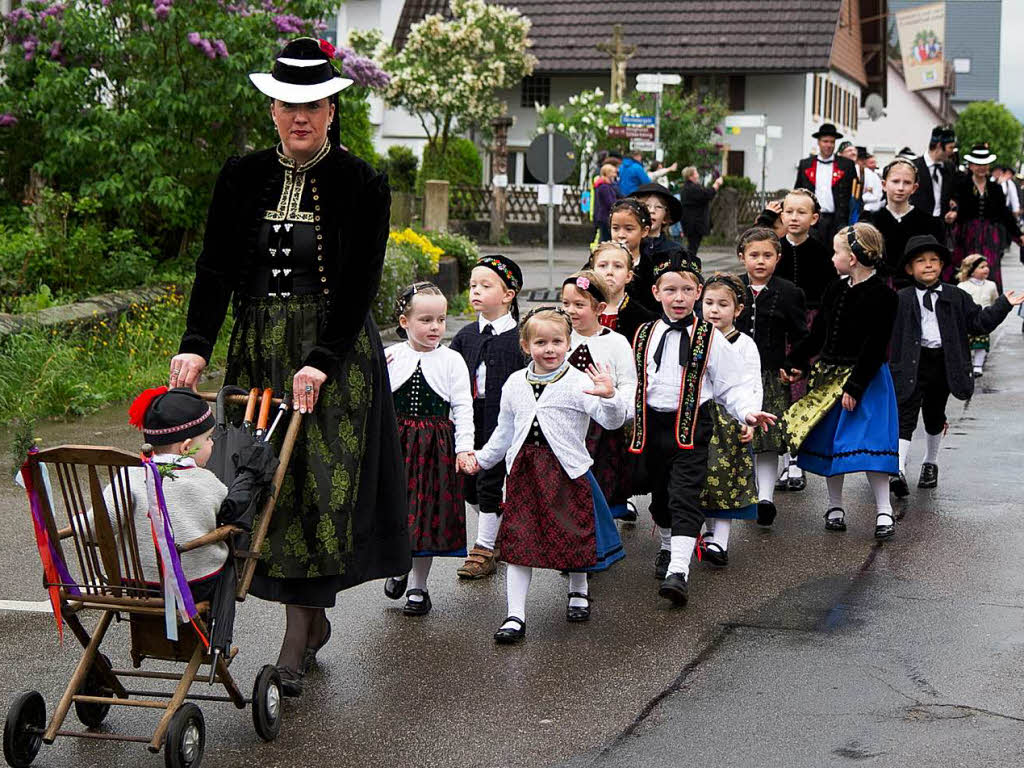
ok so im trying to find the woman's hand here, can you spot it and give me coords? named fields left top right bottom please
left=1004, top=290, right=1024, bottom=307
left=169, top=353, right=207, bottom=390
left=766, top=199, right=783, bottom=215
left=583, top=363, right=616, bottom=398
left=739, top=424, right=755, bottom=444
left=292, top=366, right=328, bottom=413
left=842, top=392, right=858, bottom=412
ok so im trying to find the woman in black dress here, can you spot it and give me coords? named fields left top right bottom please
left=169, top=37, right=410, bottom=696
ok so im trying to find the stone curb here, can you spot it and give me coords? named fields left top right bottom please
left=0, top=286, right=176, bottom=338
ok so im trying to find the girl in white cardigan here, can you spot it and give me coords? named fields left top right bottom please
left=561, top=269, right=639, bottom=522
left=467, top=308, right=628, bottom=644
left=384, top=283, right=475, bottom=617
left=956, top=254, right=1000, bottom=377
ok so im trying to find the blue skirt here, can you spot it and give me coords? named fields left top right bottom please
left=586, top=471, right=625, bottom=572
left=797, top=365, right=899, bottom=477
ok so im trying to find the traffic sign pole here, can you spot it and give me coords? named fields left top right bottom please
left=547, top=124, right=555, bottom=290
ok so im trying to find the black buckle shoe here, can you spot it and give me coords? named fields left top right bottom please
left=824, top=507, right=846, bottom=532
left=620, top=500, right=638, bottom=523
left=658, top=572, right=689, bottom=606
left=494, top=616, right=526, bottom=644
left=384, top=574, right=408, bottom=600
left=757, top=500, right=777, bottom=528
left=654, top=549, right=671, bottom=580
left=918, top=462, right=939, bottom=489
left=786, top=474, right=806, bottom=492
left=566, top=592, right=591, bottom=622
left=775, top=467, right=790, bottom=491
left=275, top=665, right=304, bottom=697
left=875, top=514, right=895, bottom=540
left=702, top=541, right=729, bottom=567
left=403, top=589, right=432, bottom=616
left=890, top=472, right=910, bottom=498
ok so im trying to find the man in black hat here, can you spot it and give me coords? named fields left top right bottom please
left=794, top=123, right=857, bottom=244
left=910, top=125, right=957, bottom=225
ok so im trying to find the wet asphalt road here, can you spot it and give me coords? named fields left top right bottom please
left=1, top=249, right=1022, bottom=767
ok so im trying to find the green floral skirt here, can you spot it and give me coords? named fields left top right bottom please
left=700, top=403, right=757, bottom=519
left=224, top=294, right=410, bottom=606
left=752, top=370, right=790, bottom=455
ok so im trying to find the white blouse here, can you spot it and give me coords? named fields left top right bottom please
left=729, top=331, right=764, bottom=407
left=570, top=327, right=637, bottom=412
left=476, top=366, right=628, bottom=479
left=644, top=320, right=763, bottom=424
left=957, top=278, right=998, bottom=309
left=386, top=342, right=475, bottom=454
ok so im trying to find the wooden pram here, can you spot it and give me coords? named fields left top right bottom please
left=2, top=391, right=301, bottom=768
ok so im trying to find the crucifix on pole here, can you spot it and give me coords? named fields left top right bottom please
left=596, top=24, right=635, bottom=103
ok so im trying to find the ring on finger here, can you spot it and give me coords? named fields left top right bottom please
left=305, top=384, right=313, bottom=392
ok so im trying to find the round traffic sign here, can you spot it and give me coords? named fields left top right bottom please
left=526, top=131, right=575, bottom=184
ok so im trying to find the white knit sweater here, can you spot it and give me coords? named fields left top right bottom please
left=570, top=327, right=637, bottom=412
left=957, top=278, right=998, bottom=309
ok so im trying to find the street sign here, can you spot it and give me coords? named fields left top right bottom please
left=755, top=133, right=766, bottom=147
left=536, top=185, right=565, bottom=205
left=636, top=73, right=682, bottom=86
left=621, top=115, right=656, bottom=126
left=629, top=138, right=657, bottom=152
left=607, top=125, right=656, bottom=139
left=636, top=82, right=662, bottom=93
left=767, top=125, right=783, bottom=139
left=526, top=131, right=575, bottom=184
left=724, top=114, right=766, bottom=129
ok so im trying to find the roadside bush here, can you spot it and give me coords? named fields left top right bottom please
left=379, top=145, right=419, bottom=193
left=425, top=230, right=480, bottom=291
left=374, top=228, right=443, bottom=326
left=417, top=137, right=482, bottom=194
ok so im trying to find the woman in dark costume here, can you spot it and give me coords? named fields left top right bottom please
left=169, top=37, right=410, bottom=696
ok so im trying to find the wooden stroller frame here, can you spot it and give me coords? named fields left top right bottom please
left=6, top=391, right=302, bottom=766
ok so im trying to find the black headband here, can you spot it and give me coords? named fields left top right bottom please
left=703, top=275, right=746, bottom=306
left=610, top=198, right=652, bottom=229
left=271, top=59, right=339, bottom=87
left=562, top=274, right=607, bottom=304
left=846, top=228, right=867, bottom=261
left=787, top=188, right=821, bottom=213
left=966, top=258, right=987, bottom=278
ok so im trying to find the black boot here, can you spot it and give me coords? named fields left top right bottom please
left=918, top=462, right=939, bottom=489
left=658, top=572, right=689, bottom=606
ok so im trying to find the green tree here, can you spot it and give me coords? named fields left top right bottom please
left=535, top=88, right=629, bottom=175
left=956, top=101, right=1024, bottom=169
left=625, top=88, right=729, bottom=178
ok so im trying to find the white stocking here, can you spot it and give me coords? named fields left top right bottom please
left=755, top=453, right=780, bottom=503
left=567, top=572, right=589, bottom=608
left=503, top=564, right=532, bottom=629
left=476, top=511, right=500, bottom=550
left=867, top=471, right=894, bottom=525
left=826, top=474, right=845, bottom=517
left=407, top=557, right=432, bottom=600
left=668, top=535, right=696, bottom=577
left=710, top=518, right=731, bottom=550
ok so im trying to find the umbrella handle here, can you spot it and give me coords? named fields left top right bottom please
left=216, top=385, right=248, bottom=424
left=256, top=388, right=273, bottom=434
left=243, top=388, right=259, bottom=429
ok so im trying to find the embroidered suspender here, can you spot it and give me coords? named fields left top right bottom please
left=628, top=319, right=715, bottom=453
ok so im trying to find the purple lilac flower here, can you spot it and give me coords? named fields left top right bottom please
left=272, top=14, right=304, bottom=34
left=187, top=31, right=200, bottom=45
left=0, top=114, right=18, bottom=127
left=212, top=39, right=228, bottom=58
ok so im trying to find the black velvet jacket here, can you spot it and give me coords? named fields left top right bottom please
left=179, top=144, right=390, bottom=379
left=787, top=274, right=897, bottom=400
left=950, top=177, right=1023, bottom=243
left=736, top=275, right=808, bottom=373
left=614, top=293, right=656, bottom=345
left=863, top=205, right=945, bottom=287
left=777, top=235, right=834, bottom=310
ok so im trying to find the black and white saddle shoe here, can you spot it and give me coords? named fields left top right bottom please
left=384, top=574, right=407, bottom=600
left=654, top=549, right=671, bottom=580
left=702, top=541, right=729, bottom=567
left=494, top=616, right=526, bottom=644
left=875, top=514, right=895, bottom=540
left=823, top=507, right=847, bottom=532
left=918, top=462, right=939, bottom=489
left=658, top=572, right=689, bottom=606
left=756, top=500, right=777, bottom=528
left=890, top=472, right=910, bottom=498
left=403, top=589, right=432, bottom=616
left=775, top=467, right=790, bottom=491
left=566, top=593, right=591, bottom=622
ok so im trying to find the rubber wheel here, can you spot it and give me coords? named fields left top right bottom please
left=164, top=703, right=204, bottom=768
left=3, top=690, right=45, bottom=768
left=74, top=653, right=113, bottom=728
left=251, top=665, right=282, bottom=742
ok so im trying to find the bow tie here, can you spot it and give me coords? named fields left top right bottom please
left=653, top=315, right=694, bottom=371
left=915, top=281, right=941, bottom=311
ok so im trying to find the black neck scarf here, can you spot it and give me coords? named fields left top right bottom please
left=915, top=280, right=941, bottom=311
left=653, top=314, right=694, bottom=370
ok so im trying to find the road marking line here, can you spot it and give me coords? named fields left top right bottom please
left=0, top=600, right=52, bottom=613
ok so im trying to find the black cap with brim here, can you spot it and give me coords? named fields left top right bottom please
left=652, top=245, right=703, bottom=284
left=250, top=37, right=352, bottom=103
left=812, top=123, right=843, bottom=139
left=631, top=182, right=683, bottom=224
left=902, top=234, right=951, bottom=268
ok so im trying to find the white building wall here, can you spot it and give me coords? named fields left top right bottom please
left=853, top=63, right=944, bottom=167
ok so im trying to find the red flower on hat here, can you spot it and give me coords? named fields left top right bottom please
left=319, top=39, right=336, bottom=59
left=128, top=386, right=168, bottom=430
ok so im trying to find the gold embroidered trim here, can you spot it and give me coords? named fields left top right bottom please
left=266, top=140, right=330, bottom=222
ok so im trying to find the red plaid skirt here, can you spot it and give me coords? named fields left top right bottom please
left=498, top=444, right=597, bottom=570
left=398, top=415, right=466, bottom=555
left=586, top=423, right=633, bottom=506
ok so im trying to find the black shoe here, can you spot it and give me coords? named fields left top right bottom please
left=890, top=472, right=910, bottom=498
left=757, top=500, right=777, bottom=528
left=786, top=474, right=806, bottom=492
left=702, top=541, right=729, bottom=567
left=384, top=574, right=407, bottom=600
left=654, top=549, right=671, bottom=580
left=494, top=616, right=526, bottom=644
left=875, top=514, right=895, bottom=540
left=403, top=589, right=432, bottom=616
left=658, top=572, right=689, bottom=606
left=566, top=592, right=591, bottom=622
left=918, top=462, right=938, bottom=489
left=300, top=618, right=332, bottom=674
left=823, top=507, right=846, bottom=532
left=276, top=665, right=304, bottom=697
left=775, top=468, right=790, bottom=491
left=621, top=500, right=638, bottom=523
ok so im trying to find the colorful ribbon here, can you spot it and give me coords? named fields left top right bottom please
left=17, top=449, right=81, bottom=643
left=140, top=457, right=207, bottom=647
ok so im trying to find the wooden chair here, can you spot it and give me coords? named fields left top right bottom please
left=2, top=392, right=302, bottom=768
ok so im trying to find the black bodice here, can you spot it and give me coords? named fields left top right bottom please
left=393, top=363, right=449, bottom=418
left=526, top=381, right=550, bottom=447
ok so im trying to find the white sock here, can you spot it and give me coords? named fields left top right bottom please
left=710, top=519, right=731, bottom=550
left=567, top=572, right=589, bottom=608
left=868, top=471, right=894, bottom=525
left=476, top=511, right=500, bottom=550
left=973, top=349, right=987, bottom=369
left=658, top=526, right=672, bottom=551
left=503, top=564, right=532, bottom=628
left=789, top=462, right=803, bottom=479
left=668, top=535, right=696, bottom=577
left=898, top=439, right=911, bottom=472
left=756, top=453, right=780, bottom=502
left=923, top=432, right=942, bottom=465
left=407, top=557, right=433, bottom=600
left=826, top=474, right=845, bottom=513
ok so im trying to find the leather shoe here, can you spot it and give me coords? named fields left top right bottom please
left=890, top=472, right=909, bottom=498
left=757, top=500, right=777, bottom=528
left=875, top=514, right=895, bottom=540
left=494, top=616, right=526, bottom=644
left=918, top=462, right=938, bottom=489
left=658, top=572, right=689, bottom=606
left=403, top=589, right=432, bottom=616
left=654, top=549, right=671, bottom=580
left=823, top=507, right=846, bottom=532
left=702, top=541, right=729, bottom=567
left=566, top=592, right=591, bottom=622
left=384, top=574, right=407, bottom=600
left=786, top=474, right=806, bottom=492
left=275, top=665, right=304, bottom=697
left=300, top=618, right=332, bottom=674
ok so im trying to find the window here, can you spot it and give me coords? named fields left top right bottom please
left=726, top=150, right=745, bottom=178
left=728, top=76, right=746, bottom=111
left=953, top=58, right=971, bottom=74
left=520, top=76, right=551, bottom=108
left=813, top=75, right=822, bottom=118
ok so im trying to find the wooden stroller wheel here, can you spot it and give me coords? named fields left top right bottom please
left=74, top=653, right=113, bottom=728
left=164, top=703, right=205, bottom=768
left=3, top=690, right=44, bottom=768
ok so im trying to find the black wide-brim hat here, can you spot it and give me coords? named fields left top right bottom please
left=812, top=122, right=843, bottom=139
left=250, top=37, right=352, bottom=103
left=631, top=183, right=683, bottom=224
left=902, top=234, right=952, bottom=268
left=963, top=143, right=996, bottom=165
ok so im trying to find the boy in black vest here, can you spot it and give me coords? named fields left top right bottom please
left=629, top=251, right=775, bottom=606
left=450, top=255, right=527, bottom=579
left=889, top=235, right=1023, bottom=496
